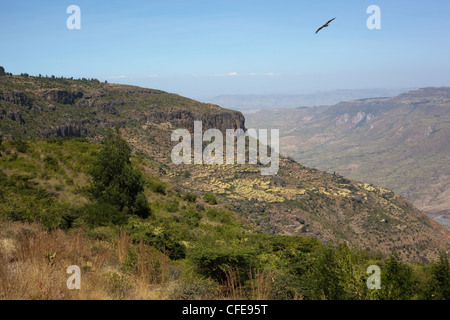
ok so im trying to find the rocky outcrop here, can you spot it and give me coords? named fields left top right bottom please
left=92, top=100, right=131, bottom=115
left=0, top=109, right=25, bottom=124
left=0, top=78, right=246, bottom=142
left=149, top=110, right=246, bottom=132
left=44, top=123, right=89, bottom=138
left=0, top=91, right=33, bottom=107
left=40, top=90, right=83, bottom=104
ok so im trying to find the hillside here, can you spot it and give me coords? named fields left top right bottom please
left=0, top=75, right=449, bottom=264
left=2, top=137, right=448, bottom=300
left=0, top=75, right=245, bottom=140
left=245, top=88, right=450, bottom=226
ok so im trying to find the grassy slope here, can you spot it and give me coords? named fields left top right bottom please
left=0, top=138, right=448, bottom=300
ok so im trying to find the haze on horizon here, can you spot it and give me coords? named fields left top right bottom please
left=1, top=0, right=449, bottom=99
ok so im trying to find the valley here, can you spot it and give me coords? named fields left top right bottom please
left=0, top=74, right=449, bottom=300
left=245, top=88, right=450, bottom=227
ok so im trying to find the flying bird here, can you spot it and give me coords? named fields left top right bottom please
left=315, top=17, right=335, bottom=34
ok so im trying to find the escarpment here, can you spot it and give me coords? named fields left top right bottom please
left=0, top=78, right=245, bottom=139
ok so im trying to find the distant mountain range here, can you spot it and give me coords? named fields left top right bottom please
left=245, top=87, right=450, bottom=227
left=205, top=88, right=416, bottom=111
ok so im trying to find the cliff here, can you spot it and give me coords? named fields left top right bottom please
left=0, top=75, right=245, bottom=140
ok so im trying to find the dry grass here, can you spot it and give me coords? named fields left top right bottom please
left=220, top=267, right=274, bottom=300
left=137, top=240, right=168, bottom=287
left=0, top=220, right=275, bottom=300
left=222, top=266, right=243, bottom=300
left=0, top=221, right=169, bottom=300
left=117, top=231, right=130, bottom=265
left=249, top=268, right=273, bottom=300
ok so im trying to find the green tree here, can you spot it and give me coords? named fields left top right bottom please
left=427, top=252, right=450, bottom=300
left=307, top=244, right=371, bottom=300
left=378, top=253, right=415, bottom=300
left=310, top=247, right=346, bottom=300
left=0, top=66, right=5, bottom=76
left=89, top=129, right=151, bottom=221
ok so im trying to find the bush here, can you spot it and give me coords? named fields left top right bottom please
left=125, top=218, right=186, bottom=260
left=104, top=272, right=133, bottom=299
left=190, top=245, right=258, bottom=283
left=183, top=208, right=202, bottom=228
left=0, top=187, right=71, bottom=229
left=134, top=192, right=153, bottom=219
left=43, top=155, right=59, bottom=168
left=205, top=207, right=233, bottom=224
left=165, top=200, right=179, bottom=213
left=168, top=276, right=218, bottom=300
left=203, top=192, right=217, bottom=205
left=182, top=192, right=197, bottom=203
left=149, top=179, right=166, bottom=195
left=11, top=139, right=29, bottom=153
left=81, top=203, right=128, bottom=227
left=183, top=170, right=191, bottom=178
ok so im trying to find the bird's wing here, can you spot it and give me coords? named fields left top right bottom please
left=316, top=18, right=335, bottom=34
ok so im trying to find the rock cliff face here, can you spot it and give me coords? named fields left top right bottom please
left=150, top=110, right=246, bottom=132
left=0, top=77, right=246, bottom=140
left=0, top=91, right=33, bottom=107
left=43, top=122, right=90, bottom=138
left=40, top=90, right=83, bottom=105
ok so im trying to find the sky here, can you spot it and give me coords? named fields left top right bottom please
left=1, top=0, right=449, bottom=99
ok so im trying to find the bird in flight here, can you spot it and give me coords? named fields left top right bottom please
left=315, top=17, right=335, bottom=34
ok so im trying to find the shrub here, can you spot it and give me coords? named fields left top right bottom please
left=125, top=218, right=186, bottom=260
left=182, top=192, right=197, bottom=203
left=205, top=207, right=233, bottom=224
left=81, top=203, right=128, bottom=227
left=104, top=272, right=133, bottom=299
left=190, top=245, right=258, bottom=283
left=133, top=192, right=153, bottom=219
left=183, top=170, right=191, bottom=178
left=165, top=200, right=179, bottom=213
left=183, top=208, right=202, bottom=228
left=168, top=276, right=218, bottom=300
left=11, top=139, right=29, bottom=153
left=149, top=179, right=166, bottom=195
left=43, top=155, right=58, bottom=168
left=203, top=192, right=217, bottom=205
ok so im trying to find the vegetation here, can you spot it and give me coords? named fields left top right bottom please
left=0, top=74, right=448, bottom=300
left=1, top=74, right=447, bottom=262
left=88, top=129, right=151, bottom=222
left=0, top=137, right=448, bottom=300
left=203, top=192, right=218, bottom=205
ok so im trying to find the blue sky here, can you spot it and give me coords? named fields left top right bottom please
left=1, top=0, right=449, bottom=98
